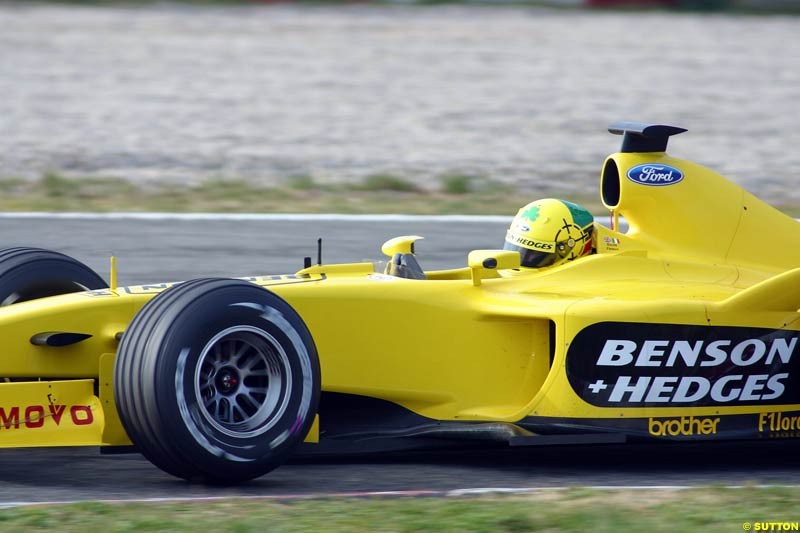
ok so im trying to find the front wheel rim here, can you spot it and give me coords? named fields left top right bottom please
left=194, top=325, right=293, bottom=439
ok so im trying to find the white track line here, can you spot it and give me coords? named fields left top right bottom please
left=1, top=484, right=797, bottom=510
left=0, top=212, right=512, bottom=223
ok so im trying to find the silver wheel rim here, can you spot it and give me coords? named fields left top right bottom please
left=194, top=325, right=292, bottom=438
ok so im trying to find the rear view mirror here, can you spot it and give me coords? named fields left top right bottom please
left=467, top=250, right=520, bottom=286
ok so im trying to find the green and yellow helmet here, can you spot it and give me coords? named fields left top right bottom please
left=503, top=199, right=594, bottom=268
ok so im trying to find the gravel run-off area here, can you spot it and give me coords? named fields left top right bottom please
left=1, top=4, right=798, bottom=202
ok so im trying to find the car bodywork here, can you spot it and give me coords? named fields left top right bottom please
left=1, top=123, right=799, bottom=479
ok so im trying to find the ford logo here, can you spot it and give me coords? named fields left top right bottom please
left=627, top=164, right=684, bottom=186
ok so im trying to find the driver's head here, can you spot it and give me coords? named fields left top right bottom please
left=503, top=199, right=594, bottom=268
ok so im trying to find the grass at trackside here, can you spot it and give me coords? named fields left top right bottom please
left=1, top=487, right=798, bottom=532
left=0, top=173, right=606, bottom=216
left=3, top=173, right=799, bottom=217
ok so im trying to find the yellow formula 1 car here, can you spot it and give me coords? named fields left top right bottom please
left=1, top=123, right=798, bottom=483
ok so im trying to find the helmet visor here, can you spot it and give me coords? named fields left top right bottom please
left=503, top=242, right=559, bottom=268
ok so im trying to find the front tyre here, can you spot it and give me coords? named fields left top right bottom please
left=114, top=278, right=320, bottom=483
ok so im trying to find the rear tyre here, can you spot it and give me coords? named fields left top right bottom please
left=114, top=278, right=320, bottom=484
left=0, top=247, right=107, bottom=305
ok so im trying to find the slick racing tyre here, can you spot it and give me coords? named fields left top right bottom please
left=114, top=278, right=320, bottom=484
left=0, top=247, right=108, bottom=305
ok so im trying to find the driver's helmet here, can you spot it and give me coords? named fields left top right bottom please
left=503, top=199, right=594, bottom=268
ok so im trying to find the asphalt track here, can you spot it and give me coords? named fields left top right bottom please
left=0, top=214, right=510, bottom=286
left=0, top=216, right=798, bottom=504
